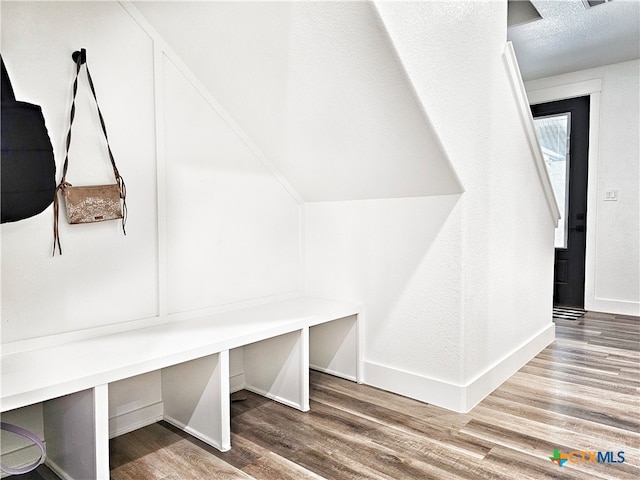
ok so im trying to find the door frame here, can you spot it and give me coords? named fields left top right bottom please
left=532, top=97, right=590, bottom=308
left=527, top=79, right=601, bottom=312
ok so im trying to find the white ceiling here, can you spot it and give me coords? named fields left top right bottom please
left=508, top=0, right=640, bottom=81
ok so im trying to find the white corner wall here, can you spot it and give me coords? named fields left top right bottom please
left=306, top=0, right=556, bottom=412
left=383, top=0, right=558, bottom=410
left=525, top=60, right=640, bottom=316
left=305, top=194, right=464, bottom=384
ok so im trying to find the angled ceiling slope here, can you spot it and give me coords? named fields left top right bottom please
left=133, top=1, right=462, bottom=202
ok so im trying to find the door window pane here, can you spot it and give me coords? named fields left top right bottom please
left=534, top=113, right=571, bottom=249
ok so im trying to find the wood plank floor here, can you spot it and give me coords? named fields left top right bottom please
left=106, top=311, right=640, bottom=479
left=16, top=311, right=639, bottom=479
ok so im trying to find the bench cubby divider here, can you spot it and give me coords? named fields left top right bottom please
left=161, top=350, right=231, bottom=452
left=244, top=328, right=310, bottom=412
left=42, top=385, right=110, bottom=480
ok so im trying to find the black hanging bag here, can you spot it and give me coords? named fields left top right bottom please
left=1, top=56, right=56, bottom=223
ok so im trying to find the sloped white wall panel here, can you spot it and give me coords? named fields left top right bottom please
left=162, top=56, right=301, bottom=314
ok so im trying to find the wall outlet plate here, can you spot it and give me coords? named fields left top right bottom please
left=604, top=189, right=619, bottom=201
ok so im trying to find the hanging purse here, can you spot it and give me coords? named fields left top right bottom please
left=53, top=49, right=127, bottom=255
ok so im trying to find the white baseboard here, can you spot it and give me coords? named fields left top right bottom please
left=230, top=372, right=245, bottom=393
left=109, top=401, right=163, bottom=439
left=310, top=364, right=357, bottom=382
left=464, top=323, right=555, bottom=410
left=364, top=361, right=465, bottom=412
left=364, top=323, right=555, bottom=413
left=586, top=298, right=640, bottom=316
left=243, top=385, right=308, bottom=412
left=45, top=458, right=74, bottom=480
left=162, top=415, right=230, bottom=452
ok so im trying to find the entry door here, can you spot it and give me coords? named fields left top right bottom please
left=531, top=96, right=590, bottom=308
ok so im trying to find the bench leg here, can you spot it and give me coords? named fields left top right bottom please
left=161, top=351, right=231, bottom=452
left=43, top=384, right=110, bottom=480
left=243, top=328, right=310, bottom=411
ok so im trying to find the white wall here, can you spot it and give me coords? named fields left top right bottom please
left=525, top=60, right=640, bottom=316
left=305, top=195, right=464, bottom=380
left=1, top=0, right=158, bottom=343
left=161, top=54, right=301, bottom=314
left=1, top=0, right=301, bottom=448
left=1, top=0, right=301, bottom=340
left=131, top=1, right=554, bottom=411
left=306, top=0, right=556, bottom=411
left=2, top=4, right=561, bottom=458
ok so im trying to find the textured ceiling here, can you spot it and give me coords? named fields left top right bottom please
left=508, top=0, right=640, bottom=80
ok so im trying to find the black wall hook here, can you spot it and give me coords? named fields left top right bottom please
left=71, top=48, right=86, bottom=65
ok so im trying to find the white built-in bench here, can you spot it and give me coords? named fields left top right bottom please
left=1, top=296, right=361, bottom=480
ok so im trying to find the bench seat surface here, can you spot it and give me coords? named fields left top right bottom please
left=1, top=297, right=359, bottom=412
